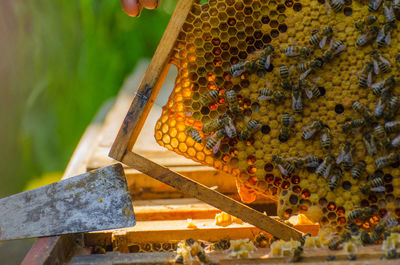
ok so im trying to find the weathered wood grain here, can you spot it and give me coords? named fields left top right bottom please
left=0, top=164, right=135, bottom=240
left=109, top=0, right=193, bottom=161
left=121, top=151, right=303, bottom=241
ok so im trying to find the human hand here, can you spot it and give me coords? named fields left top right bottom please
left=121, top=0, right=161, bottom=17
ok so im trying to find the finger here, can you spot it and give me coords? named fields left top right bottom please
left=140, top=0, right=160, bottom=10
left=121, top=0, right=143, bottom=17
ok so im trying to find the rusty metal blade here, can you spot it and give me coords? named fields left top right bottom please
left=0, top=164, right=135, bottom=240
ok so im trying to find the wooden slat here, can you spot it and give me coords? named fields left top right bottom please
left=121, top=151, right=303, bottom=241
left=70, top=245, right=400, bottom=265
left=109, top=0, right=193, bottom=161
left=84, top=219, right=318, bottom=247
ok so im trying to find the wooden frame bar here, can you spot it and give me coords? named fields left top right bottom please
left=108, top=0, right=302, bottom=240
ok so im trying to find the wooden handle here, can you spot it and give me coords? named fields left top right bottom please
left=122, top=150, right=303, bottom=241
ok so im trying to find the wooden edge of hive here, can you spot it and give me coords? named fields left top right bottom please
left=121, top=150, right=304, bottom=241
left=109, top=0, right=193, bottom=161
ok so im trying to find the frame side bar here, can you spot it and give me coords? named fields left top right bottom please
left=109, top=0, right=193, bottom=161
left=122, top=150, right=303, bottom=241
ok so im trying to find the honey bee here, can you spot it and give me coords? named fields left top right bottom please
left=200, top=90, right=219, bottom=106
left=256, top=44, right=275, bottom=71
left=316, top=153, right=335, bottom=179
left=223, top=115, right=237, bottom=139
left=321, top=40, right=346, bottom=63
left=320, top=127, right=332, bottom=149
left=212, top=239, right=230, bottom=250
left=202, top=117, right=225, bottom=133
left=373, top=123, right=391, bottom=149
left=363, top=131, right=378, bottom=156
left=347, top=207, right=376, bottom=222
left=370, top=50, right=391, bottom=74
left=326, top=0, right=345, bottom=13
left=230, top=60, right=257, bottom=77
left=272, top=155, right=295, bottom=176
left=368, top=0, right=383, bottom=11
left=360, top=230, right=373, bottom=244
left=309, top=26, right=333, bottom=48
left=391, top=134, right=400, bottom=147
left=358, top=62, right=374, bottom=89
left=187, top=126, right=202, bottom=143
left=384, top=95, right=400, bottom=121
left=374, top=93, right=390, bottom=119
left=328, top=232, right=351, bottom=250
left=354, top=15, right=378, bottom=31
left=174, top=254, right=184, bottom=265
left=292, top=85, right=303, bottom=113
left=297, top=58, right=324, bottom=80
left=382, top=249, right=400, bottom=259
left=360, top=177, right=386, bottom=194
left=284, top=46, right=311, bottom=57
left=342, top=119, right=365, bottom=133
left=240, top=120, right=261, bottom=140
left=371, top=76, right=395, bottom=96
left=356, top=26, right=379, bottom=47
left=383, top=0, right=396, bottom=22
left=337, top=142, right=353, bottom=171
left=205, top=129, right=225, bottom=153
left=258, top=88, right=285, bottom=102
left=352, top=101, right=374, bottom=123
left=385, top=120, right=400, bottom=133
left=375, top=152, right=399, bottom=169
left=192, top=245, right=211, bottom=264
left=376, top=21, right=395, bottom=48
left=329, top=166, right=343, bottom=191
left=351, top=160, right=366, bottom=180
left=254, top=232, right=269, bottom=248
left=302, top=120, right=324, bottom=140
left=279, top=113, right=294, bottom=142
left=293, top=155, right=321, bottom=169
left=225, top=90, right=240, bottom=115
left=279, top=65, right=292, bottom=91
left=290, top=246, right=304, bottom=262
left=299, top=78, right=321, bottom=99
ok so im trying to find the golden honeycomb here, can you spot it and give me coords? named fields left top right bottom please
left=154, top=0, right=400, bottom=233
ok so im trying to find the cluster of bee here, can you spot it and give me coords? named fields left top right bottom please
left=354, top=0, right=399, bottom=48
left=174, top=238, right=212, bottom=265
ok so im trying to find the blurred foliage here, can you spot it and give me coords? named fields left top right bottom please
left=0, top=0, right=176, bottom=197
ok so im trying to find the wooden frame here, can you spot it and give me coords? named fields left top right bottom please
left=108, top=0, right=302, bottom=240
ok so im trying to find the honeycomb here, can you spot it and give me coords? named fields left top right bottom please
left=154, top=0, right=400, bottom=233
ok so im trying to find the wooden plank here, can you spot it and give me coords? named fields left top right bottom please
left=84, top=219, right=318, bottom=247
left=71, top=245, right=395, bottom=265
left=121, top=151, right=303, bottom=241
left=109, top=0, right=193, bottom=161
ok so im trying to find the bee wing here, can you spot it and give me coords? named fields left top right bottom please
left=304, top=88, right=313, bottom=99
left=224, top=124, right=237, bottom=138
left=375, top=98, right=386, bottom=117
left=258, top=95, right=271, bottom=101
left=367, top=72, right=372, bottom=87
left=212, top=139, right=222, bottom=154
left=306, top=160, right=320, bottom=168
left=371, top=80, right=383, bottom=89
left=385, top=32, right=391, bottom=45
left=323, top=164, right=332, bottom=179
left=232, top=69, right=245, bottom=77
left=319, top=36, right=328, bottom=49
left=344, top=153, right=353, bottom=164
left=278, top=164, right=289, bottom=176
left=325, top=0, right=331, bottom=15
left=300, top=69, right=312, bottom=80
left=372, top=59, right=380, bottom=75
left=288, top=65, right=295, bottom=75
left=316, top=161, right=326, bottom=174
left=379, top=55, right=391, bottom=66
left=376, top=27, right=385, bottom=42
left=265, top=55, right=271, bottom=70
left=289, top=115, right=295, bottom=127
left=370, top=186, right=386, bottom=192
left=336, top=150, right=344, bottom=164
left=383, top=6, right=394, bottom=21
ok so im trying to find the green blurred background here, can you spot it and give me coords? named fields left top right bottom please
left=0, top=0, right=175, bottom=263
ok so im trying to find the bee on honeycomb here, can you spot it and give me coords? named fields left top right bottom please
left=155, top=0, right=400, bottom=234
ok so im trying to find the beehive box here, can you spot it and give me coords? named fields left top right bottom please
left=154, top=0, right=400, bottom=234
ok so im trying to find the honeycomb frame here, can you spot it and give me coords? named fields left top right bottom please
left=153, top=0, right=400, bottom=233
